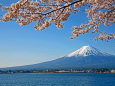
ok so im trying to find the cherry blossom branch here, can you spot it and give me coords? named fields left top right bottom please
left=1, top=0, right=115, bottom=41
left=42, top=0, right=82, bottom=15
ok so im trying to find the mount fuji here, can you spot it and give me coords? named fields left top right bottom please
left=1, top=46, right=115, bottom=70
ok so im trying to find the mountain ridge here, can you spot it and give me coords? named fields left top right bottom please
left=1, top=46, right=115, bottom=70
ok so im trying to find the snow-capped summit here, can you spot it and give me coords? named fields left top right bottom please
left=67, top=46, right=110, bottom=57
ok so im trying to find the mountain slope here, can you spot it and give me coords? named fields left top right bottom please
left=1, top=46, right=115, bottom=70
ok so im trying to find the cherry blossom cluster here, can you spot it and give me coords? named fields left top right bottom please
left=2, top=0, right=77, bottom=30
left=95, top=32, right=115, bottom=41
left=2, top=0, right=115, bottom=40
left=71, top=0, right=115, bottom=40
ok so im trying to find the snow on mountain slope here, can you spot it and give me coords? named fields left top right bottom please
left=67, top=46, right=110, bottom=57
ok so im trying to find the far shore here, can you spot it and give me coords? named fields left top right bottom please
left=0, top=68, right=115, bottom=74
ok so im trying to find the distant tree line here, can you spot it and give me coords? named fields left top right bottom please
left=0, top=68, right=115, bottom=74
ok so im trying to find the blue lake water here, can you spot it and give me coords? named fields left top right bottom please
left=0, top=73, right=115, bottom=86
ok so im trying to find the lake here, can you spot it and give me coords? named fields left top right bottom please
left=0, top=73, right=115, bottom=86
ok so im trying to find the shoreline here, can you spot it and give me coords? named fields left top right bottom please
left=0, top=72, right=115, bottom=74
left=1, top=69, right=115, bottom=74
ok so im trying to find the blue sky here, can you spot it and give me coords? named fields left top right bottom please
left=0, top=0, right=115, bottom=68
